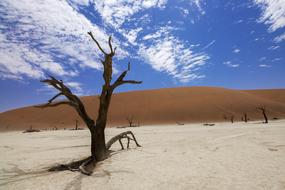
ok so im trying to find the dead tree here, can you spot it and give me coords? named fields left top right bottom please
left=37, top=32, right=142, bottom=175
left=257, top=107, right=268, bottom=123
left=243, top=113, right=248, bottom=123
left=223, top=115, right=227, bottom=122
left=106, top=131, right=141, bottom=150
left=126, top=115, right=134, bottom=127
left=230, top=115, right=234, bottom=123
left=75, top=119, right=79, bottom=130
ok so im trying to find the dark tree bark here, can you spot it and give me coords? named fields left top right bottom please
left=75, top=119, right=79, bottom=130
left=37, top=32, right=142, bottom=175
left=126, top=115, right=134, bottom=127
left=244, top=113, right=248, bottom=123
left=230, top=115, right=234, bottom=123
left=223, top=115, right=227, bottom=122
left=257, top=107, right=268, bottom=124
left=106, top=131, right=141, bottom=150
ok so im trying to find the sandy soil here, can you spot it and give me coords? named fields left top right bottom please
left=1, top=87, right=285, bottom=131
left=0, top=120, right=285, bottom=190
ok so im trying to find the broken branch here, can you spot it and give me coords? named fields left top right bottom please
left=88, top=31, right=107, bottom=55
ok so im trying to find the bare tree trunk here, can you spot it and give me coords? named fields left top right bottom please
left=244, top=113, right=248, bottom=123
left=230, top=115, right=234, bottom=123
left=263, top=112, right=268, bottom=123
left=91, top=128, right=107, bottom=161
left=37, top=33, right=142, bottom=175
left=223, top=115, right=227, bottom=122
left=75, top=119, right=78, bottom=130
left=126, top=115, right=134, bottom=127
left=257, top=107, right=268, bottom=124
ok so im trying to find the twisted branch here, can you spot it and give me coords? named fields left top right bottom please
left=111, top=62, right=142, bottom=89
left=88, top=31, right=107, bottom=55
left=36, top=76, right=94, bottom=129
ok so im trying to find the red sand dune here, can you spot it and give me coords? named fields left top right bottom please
left=0, top=87, right=285, bottom=131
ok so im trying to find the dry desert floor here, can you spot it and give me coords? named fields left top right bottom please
left=0, top=120, right=285, bottom=190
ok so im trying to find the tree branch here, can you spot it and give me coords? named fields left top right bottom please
left=108, top=36, right=115, bottom=54
left=111, top=62, right=142, bottom=89
left=37, top=76, right=95, bottom=129
left=48, top=93, right=63, bottom=103
left=35, top=101, right=73, bottom=108
left=87, top=31, right=107, bottom=55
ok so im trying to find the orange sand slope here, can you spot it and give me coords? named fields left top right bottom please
left=0, top=87, right=285, bottom=131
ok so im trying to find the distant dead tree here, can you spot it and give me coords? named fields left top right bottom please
left=126, top=115, right=135, bottom=127
left=37, top=32, right=142, bottom=175
left=243, top=113, right=248, bottom=123
left=176, top=121, right=185, bottom=125
left=257, top=107, right=268, bottom=123
left=223, top=115, right=227, bottom=122
left=75, top=119, right=79, bottom=130
left=23, top=126, right=40, bottom=133
left=230, top=115, right=234, bottom=123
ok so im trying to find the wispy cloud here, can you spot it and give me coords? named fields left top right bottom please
left=120, top=27, right=143, bottom=46
left=139, top=34, right=209, bottom=82
left=254, top=0, right=285, bottom=32
left=193, top=0, right=206, bottom=15
left=142, top=26, right=177, bottom=40
left=259, top=56, right=266, bottom=61
left=268, top=45, right=280, bottom=50
left=274, top=32, right=285, bottom=42
left=202, top=40, right=216, bottom=50
left=259, top=64, right=271, bottom=68
left=253, top=0, right=285, bottom=42
left=93, top=0, right=167, bottom=28
left=233, top=48, right=241, bottom=53
left=37, top=81, right=85, bottom=96
left=234, top=19, right=244, bottom=24
left=0, top=0, right=126, bottom=80
left=66, top=82, right=84, bottom=95
left=272, top=57, right=282, bottom=62
left=223, top=61, right=240, bottom=68
left=0, top=32, right=74, bottom=80
left=0, top=0, right=209, bottom=84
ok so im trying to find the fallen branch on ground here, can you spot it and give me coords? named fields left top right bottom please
left=48, top=131, right=141, bottom=175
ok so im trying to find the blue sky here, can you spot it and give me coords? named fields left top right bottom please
left=0, top=0, right=285, bottom=112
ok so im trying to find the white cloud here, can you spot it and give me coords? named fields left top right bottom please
left=268, top=45, right=280, bottom=50
left=176, top=7, right=190, bottom=17
left=233, top=48, right=241, bottom=53
left=223, top=61, right=240, bottom=68
left=0, top=0, right=126, bottom=80
left=182, top=8, right=190, bottom=17
left=202, top=40, right=216, bottom=50
left=142, top=26, right=177, bottom=41
left=272, top=57, right=282, bottom=62
left=69, top=0, right=90, bottom=6
left=66, top=81, right=84, bottom=95
left=259, top=64, right=271, bottom=68
left=139, top=35, right=209, bottom=82
left=234, top=19, right=244, bottom=24
left=121, top=27, right=143, bottom=45
left=0, top=0, right=209, bottom=84
left=193, top=0, right=206, bottom=15
left=0, top=33, right=71, bottom=79
left=274, top=32, right=285, bottom=42
left=93, top=0, right=167, bottom=28
left=259, top=56, right=266, bottom=61
left=37, top=81, right=84, bottom=96
left=254, top=0, right=285, bottom=32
